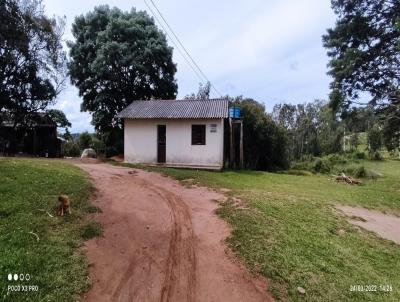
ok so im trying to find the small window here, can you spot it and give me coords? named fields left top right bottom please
left=192, top=125, right=206, bottom=145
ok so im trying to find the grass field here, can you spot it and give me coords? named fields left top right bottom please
left=121, top=159, right=400, bottom=301
left=0, top=158, right=98, bottom=302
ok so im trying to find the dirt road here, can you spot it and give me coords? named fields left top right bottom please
left=76, top=163, right=272, bottom=302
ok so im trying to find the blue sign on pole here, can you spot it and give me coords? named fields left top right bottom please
left=229, top=107, right=234, bottom=118
left=229, top=106, right=241, bottom=118
left=234, top=107, right=241, bottom=118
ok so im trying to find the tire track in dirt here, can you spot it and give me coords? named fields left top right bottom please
left=134, top=179, right=197, bottom=302
left=76, top=162, right=273, bottom=302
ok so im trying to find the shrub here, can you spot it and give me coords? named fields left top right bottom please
left=343, top=165, right=367, bottom=178
left=64, top=141, right=80, bottom=157
left=353, top=166, right=367, bottom=178
left=326, top=153, right=348, bottom=165
left=370, top=151, right=383, bottom=161
left=313, top=158, right=332, bottom=173
left=353, top=151, right=366, bottom=160
left=78, top=132, right=93, bottom=150
left=90, top=136, right=106, bottom=155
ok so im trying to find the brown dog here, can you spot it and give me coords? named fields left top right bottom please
left=58, top=194, right=71, bottom=216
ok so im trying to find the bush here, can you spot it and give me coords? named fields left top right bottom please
left=343, top=165, right=370, bottom=178
left=313, top=158, right=332, bottom=173
left=354, top=166, right=367, bottom=178
left=105, top=145, right=121, bottom=158
left=90, top=137, right=106, bottom=155
left=326, top=154, right=348, bottom=165
left=78, top=132, right=92, bottom=150
left=352, top=151, right=366, bottom=160
left=347, top=165, right=367, bottom=178
left=370, top=151, right=383, bottom=161
left=64, top=141, right=80, bottom=157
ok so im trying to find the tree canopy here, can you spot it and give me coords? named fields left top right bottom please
left=272, top=100, right=344, bottom=160
left=68, top=6, right=178, bottom=138
left=323, top=0, right=399, bottom=110
left=0, top=0, right=66, bottom=125
left=235, top=97, right=288, bottom=170
left=46, top=109, right=71, bottom=129
left=185, top=82, right=211, bottom=100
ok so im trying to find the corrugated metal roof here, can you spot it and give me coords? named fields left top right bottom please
left=117, top=98, right=229, bottom=119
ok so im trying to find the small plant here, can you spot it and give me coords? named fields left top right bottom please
left=80, top=221, right=103, bottom=240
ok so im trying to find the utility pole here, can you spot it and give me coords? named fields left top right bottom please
left=229, top=118, right=234, bottom=168
left=239, top=120, right=243, bottom=169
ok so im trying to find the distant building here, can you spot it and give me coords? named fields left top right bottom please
left=117, top=99, right=229, bottom=169
left=0, top=112, right=64, bottom=157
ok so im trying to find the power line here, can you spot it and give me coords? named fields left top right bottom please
left=146, top=0, right=223, bottom=98
left=148, top=0, right=222, bottom=97
left=143, top=0, right=205, bottom=88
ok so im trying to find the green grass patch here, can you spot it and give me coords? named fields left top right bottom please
left=121, top=159, right=400, bottom=301
left=80, top=222, right=103, bottom=240
left=84, top=205, right=103, bottom=214
left=0, top=158, right=95, bottom=302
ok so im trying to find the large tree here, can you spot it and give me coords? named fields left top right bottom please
left=0, top=0, right=66, bottom=125
left=68, top=6, right=178, bottom=144
left=235, top=97, right=288, bottom=170
left=323, top=0, right=400, bottom=111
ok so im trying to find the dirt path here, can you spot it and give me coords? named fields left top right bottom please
left=336, top=205, right=400, bottom=244
left=76, top=163, right=272, bottom=302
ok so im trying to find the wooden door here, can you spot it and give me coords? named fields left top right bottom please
left=157, top=125, right=166, bottom=163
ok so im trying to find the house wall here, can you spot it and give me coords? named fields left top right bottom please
left=124, top=118, right=224, bottom=168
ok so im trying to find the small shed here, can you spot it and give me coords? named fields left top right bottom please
left=117, top=98, right=229, bottom=169
left=0, top=112, right=63, bottom=157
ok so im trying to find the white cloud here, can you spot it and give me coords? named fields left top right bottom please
left=43, top=0, right=336, bottom=132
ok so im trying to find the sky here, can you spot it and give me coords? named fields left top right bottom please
left=43, top=0, right=337, bottom=133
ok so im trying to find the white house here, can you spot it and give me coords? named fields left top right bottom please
left=117, top=99, right=229, bottom=169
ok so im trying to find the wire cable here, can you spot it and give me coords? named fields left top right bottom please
left=146, top=0, right=223, bottom=97
left=143, top=0, right=206, bottom=89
